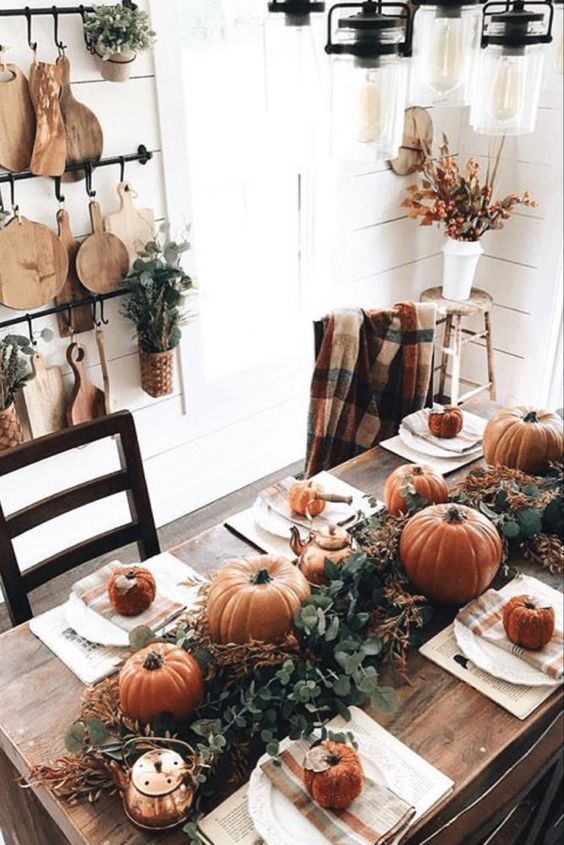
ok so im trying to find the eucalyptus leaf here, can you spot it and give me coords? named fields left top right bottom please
left=128, top=626, right=156, bottom=652
left=65, top=721, right=87, bottom=754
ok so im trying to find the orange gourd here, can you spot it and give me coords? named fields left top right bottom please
left=107, top=566, right=156, bottom=616
left=207, top=555, right=311, bottom=644
left=483, top=407, right=563, bottom=475
left=502, top=595, right=555, bottom=650
left=399, top=504, right=502, bottom=605
left=303, top=741, right=364, bottom=809
left=428, top=405, right=463, bottom=439
left=119, top=643, right=204, bottom=724
left=288, top=481, right=326, bottom=517
left=383, top=464, right=449, bottom=515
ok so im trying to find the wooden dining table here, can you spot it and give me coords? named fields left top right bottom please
left=0, top=401, right=562, bottom=845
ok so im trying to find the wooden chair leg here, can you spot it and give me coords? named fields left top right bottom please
left=438, top=314, right=453, bottom=402
left=450, top=314, right=463, bottom=405
left=484, top=310, right=497, bottom=401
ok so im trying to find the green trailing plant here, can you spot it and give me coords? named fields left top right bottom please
left=0, top=335, right=34, bottom=411
left=84, top=3, right=156, bottom=59
left=121, top=227, right=194, bottom=354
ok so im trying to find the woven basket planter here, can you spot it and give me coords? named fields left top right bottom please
left=95, top=49, right=137, bottom=82
left=139, top=349, right=174, bottom=398
left=0, top=405, right=23, bottom=452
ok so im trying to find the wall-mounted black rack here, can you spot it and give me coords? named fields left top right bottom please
left=0, top=289, right=127, bottom=334
left=0, top=2, right=136, bottom=19
left=0, top=145, right=152, bottom=193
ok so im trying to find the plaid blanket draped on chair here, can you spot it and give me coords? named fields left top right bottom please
left=305, top=302, right=436, bottom=477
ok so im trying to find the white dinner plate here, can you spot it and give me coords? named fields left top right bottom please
left=399, top=424, right=483, bottom=460
left=453, top=618, right=561, bottom=688
left=248, top=744, right=390, bottom=845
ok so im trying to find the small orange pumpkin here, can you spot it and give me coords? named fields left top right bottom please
left=383, top=464, right=449, bottom=515
left=483, top=407, right=563, bottom=474
left=303, top=741, right=363, bottom=809
left=207, top=555, right=311, bottom=644
left=119, top=642, right=204, bottom=724
left=107, top=566, right=156, bottom=616
left=399, top=504, right=502, bottom=605
left=428, top=405, right=463, bottom=439
left=288, top=480, right=326, bottom=517
left=502, top=595, right=555, bottom=650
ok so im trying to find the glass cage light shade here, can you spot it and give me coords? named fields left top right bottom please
left=409, top=2, right=483, bottom=106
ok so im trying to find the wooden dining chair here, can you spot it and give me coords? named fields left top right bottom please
left=0, top=411, right=160, bottom=627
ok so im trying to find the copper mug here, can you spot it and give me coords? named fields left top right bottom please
left=110, top=737, right=196, bottom=830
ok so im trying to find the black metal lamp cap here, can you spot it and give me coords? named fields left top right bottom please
left=484, top=0, right=553, bottom=49
left=268, top=2, right=326, bottom=13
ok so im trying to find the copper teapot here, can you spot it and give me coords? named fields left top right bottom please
left=290, top=523, right=354, bottom=585
left=110, top=738, right=196, bottom=831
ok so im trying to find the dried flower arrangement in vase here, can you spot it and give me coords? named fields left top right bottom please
left=83, top=3, right=156, bottom=82
left=0, top=335, right=34, bottom=451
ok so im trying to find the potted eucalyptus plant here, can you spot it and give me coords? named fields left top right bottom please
left=83, top=3, right=156, bottom=82
left=121, top=226, right=193, bottom=398
left=0, top=335, right=34, bottom=451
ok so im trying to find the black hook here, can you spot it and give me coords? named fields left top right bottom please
left=52, top=7, right=66, bottom=53
left=99, top=298, right=109, bottom=326
left=54, top=176, right=65, bottom=205
left=66, top=304, right=75, bottom=335
left=119, top=156, right=126, bottom=185
left=8, top=174, right=18, bottom=214
left=85, top=162, right=96, bottom=198
left=26, top=314, right=37, bottom=347
left=25, top=7, right=37, bottom=53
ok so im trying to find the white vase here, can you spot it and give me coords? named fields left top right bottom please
left=441, top=238, right=483, bottom=301
left=96, top=50, right=136, bottom=82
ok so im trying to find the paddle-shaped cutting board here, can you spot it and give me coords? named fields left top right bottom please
left=95, top=327, right=117, bottom=415
left=0, top=64, right=36, bottom=172
left=22, top=354, right=66, bottom=438
left=29, top=61, right=66, bottom=177
left=66, top=343, right=106, bottom=426
left=0, top=216, right=68, bottom=310
left=104, top=183, right=155, bottom=266
left=76, top=201, right=129, bottom=294
left=55, top=209, right=95, bottom=336
left=58, top=54, right=103, bottom=183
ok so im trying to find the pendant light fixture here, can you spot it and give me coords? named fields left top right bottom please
left=471, top=1, right=554, bottom=135
left=325, top=2, right=412, bottom=161
left=265, top=2, right=327, bottom=162
left=409, top=2, right=483, bottom=106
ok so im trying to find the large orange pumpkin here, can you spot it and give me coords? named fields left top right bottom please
left=119, top=643, right=204, bottom=724
left=502, top=595, right=555, bottom=650
left=483, top=407, right=563, bottom=474
left=207, top=555, right=311, bottom=644
left=383, top=464, right=449, bottom=515
left=303, top=741, right=364, bottom=809
left=399, top=504, right=502, bottom=604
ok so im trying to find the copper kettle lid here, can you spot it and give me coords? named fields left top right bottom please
left=131, top=749, right=187, bottom=797
left=313, top=524, right=351, bottom=551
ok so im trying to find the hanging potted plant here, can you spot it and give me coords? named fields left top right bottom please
left=122, top=226, right=193, bottom=399
left=401, top=135, right=537, bottom=301
left=0, top=335, right=34, bottom=451
left=83, top=3, right=156, bottom=83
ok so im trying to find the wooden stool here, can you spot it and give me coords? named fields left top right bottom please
left=420, top=287, right=496, bottom=406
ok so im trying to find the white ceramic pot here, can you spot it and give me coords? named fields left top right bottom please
left=441, top=238, right=483, bottom=301
left=96, top=50, right=136, bottom=82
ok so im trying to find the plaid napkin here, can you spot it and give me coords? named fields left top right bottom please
left=261, top=740, right=415, bottom=845
left=259, top=477, right=354, bottom=532
left=402, top=408, right=485, bottom=454
left=72, top=561, right=185, bottom=634
left=457, top=589, right=563, bottom=680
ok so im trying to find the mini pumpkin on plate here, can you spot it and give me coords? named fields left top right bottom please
left=107, top=566, right=156, bottom=616
left=427, top=405, right=463, bottom=439
left=287, top=480, right=353, bottom=518
left=304, top=741, right=363, bottom=809
left=502, top=595, right=555, bottom=650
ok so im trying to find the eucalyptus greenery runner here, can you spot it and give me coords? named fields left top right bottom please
left=25, top=463, right=563, bottom=843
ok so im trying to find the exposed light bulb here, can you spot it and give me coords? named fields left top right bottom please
left=358, top=70, right=389, bottom=143
left=426, top=17, right=465, bottom=95
left=487, top=55, right=525, bottom=122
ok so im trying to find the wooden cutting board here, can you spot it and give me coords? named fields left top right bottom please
left=21, top=354, right=66, bottom=438
left=76, top=201, right=129, bottom=294
left=29, top=61, right=66, bottom=177
left=95, top=327, right=117, bottom=415
left=0, top=216, right=69, bottom=310
left=55, top=209, right=95, bottom=336
left=58, top=54, right=103, bottom=183
left=66, top=342, right=106, bottom=426
left=104, top=183, right=155, bottom=266
left=0, top=64, right=36, bottom=172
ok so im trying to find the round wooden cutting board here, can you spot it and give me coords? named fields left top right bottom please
left=0, top=217, right=69, bottom=309
left=76, top=201, right=129, bottom=294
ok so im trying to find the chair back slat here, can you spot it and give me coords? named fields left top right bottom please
left=0, top=412, right=160, bottom=627
left=7, top=470, right=130, bottom=538
left=22, top=524, right=142, bottom=592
